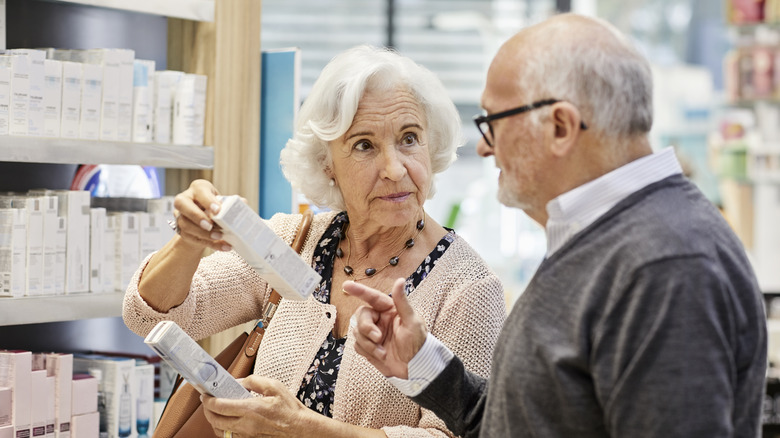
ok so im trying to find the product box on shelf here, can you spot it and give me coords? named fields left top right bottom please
left=17, top=196, right=44, bottom=297
left=110, top=211, right=140, bottom=292
left=60, top=61, right=82, bottom=139
left=9, top=49, right=46, bottom=137
left=89, top=207, right=107, bottom=293
left=103, top=214, right=117, bottom=293
left=172, top=73, right=207, bottom=146
left=147, top=196, right=175, bottom=245
left=9, top=51, right=30, bottom=136
left=0, top=386, right=10, bottom=426
left=212, top=195, right=320, bottom=301
left=0, top=55, right=12, bottom=136
left=131, top=59, right=155, bottom=143
left=116, top=48, right=135, bottom=142
left=43, top=59, right=63, bottom=138
left=30, top=369, right=54, bottom=438
left=70, top=412, right=98, bottom=438
left=0, top=350, right=32, bottom=438
left=46, top=353, right=73, bottom=438
left=73, top=355, right=136, bottom=438
left=71, top=374, right=97, bottom=418
left=152, top=70, right=183, bottom=144
left=82, top=48, right=119, bottom=141
left=138, top=212, right=162, bottom=262
left=41, top=195, right=61, bottom=296
left=78, top=62, right=103, bottom=140
left=0, top=207, right=27, bottom=298
left=133, top=363, right=154, bottom=437
left=54, top=190, right=91, bottom=294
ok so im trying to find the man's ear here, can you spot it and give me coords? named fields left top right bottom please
left=550, top=102, right=585, bottom=157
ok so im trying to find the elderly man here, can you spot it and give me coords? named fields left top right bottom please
left=345, top=12, right=767, bottom=438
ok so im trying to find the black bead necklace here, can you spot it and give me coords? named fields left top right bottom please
left=336, top=215, right=425, bottom=285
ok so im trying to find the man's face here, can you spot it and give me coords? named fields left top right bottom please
left=477, top=49, right=549, bottom=215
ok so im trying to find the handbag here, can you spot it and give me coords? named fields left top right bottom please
left=153, top=209, right=314, bottom=438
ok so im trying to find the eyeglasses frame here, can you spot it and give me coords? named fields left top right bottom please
left=473, top=98, right=588, bottom=147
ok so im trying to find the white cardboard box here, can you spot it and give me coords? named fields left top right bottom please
left=21, top=196, right=44, bottom=296
left=46, top=353, right=73, bottom=438
left=54, top=190, right=91, bottom=294
left=43, top=59, right=63, bottom=138
left=70, top=374, right=97, bottom=417
left=131, top=59, right=155, bottom=143
left=152, top=71, right=183, bottom=144
left=133, top=364, right=154, bottom=436
left=41, top=195, right=59, bottom=296
left=0, top=55, right=12, bottom=135
left=0, top=386, right=10, bottom=426
left=84, top=48, right=119, bottom=141
left=9, top=52, right=29, bottom=136
left=9, top=49, right=46, bottom=136
left=89, top=208, right=107, bottom=293
left=0, top=208, right=27, bottom=298
left=212, top=195, right=320, bottom=300
left=103, top=214, right=117, bottom=293
left=70, top=412, right=98, bottom=438
left=112, top=212, right=139, bottom=292
left=138, top=212, right=162, bottom=262
left=116, top=48, right=135, bottom=142
left=59, top=61, right=82, bottom=139
left=55, top=216, right=67, bottom=295
left=0, top=350, right=32, bottom=438
left=30, top=369, right=49, bottom=437
left=78, top=63, right=102, bottom=140
left=73, top=356, right=136, bottom=438
left=146, top=196, right=175, bottom=246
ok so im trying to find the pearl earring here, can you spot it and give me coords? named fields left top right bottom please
left=329, top=179, right=335, bottom=187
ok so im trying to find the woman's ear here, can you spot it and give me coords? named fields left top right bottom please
left=549, top=102, right=585, bottom=158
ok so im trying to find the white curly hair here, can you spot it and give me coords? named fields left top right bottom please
left=280, top=45, right=463, bottom=211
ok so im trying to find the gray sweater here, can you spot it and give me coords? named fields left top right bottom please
left=414, top=175, right=767, bottom=437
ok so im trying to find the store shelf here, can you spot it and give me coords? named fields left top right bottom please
left=0, top=136, right=214, bottom=169
left=48, top=0, right=214, bottom=22
left=0, top=293, right=125, bottom=326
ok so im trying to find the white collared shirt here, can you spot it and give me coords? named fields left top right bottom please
left=389, top=147, right=684, bottom=398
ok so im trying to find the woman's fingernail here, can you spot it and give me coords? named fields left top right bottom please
left=200, top=219, right=213, bottom=231
left=221, top=245, right=232, bottom=252
left=210, top=231, right=223, bottom=240
left=210, top=203, right=220, bottom=214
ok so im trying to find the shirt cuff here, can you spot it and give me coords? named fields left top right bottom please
left=387, top=332, right=454, bottom=397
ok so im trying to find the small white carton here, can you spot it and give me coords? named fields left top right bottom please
left=41, top=195, right=59, bottom=295
left=60, top=61, right=82, bottom=139
left=211, top=195, right=320, bottom=301
left=89, top=208, right=107, bottom=293
left=0, top=208, right=27, bottom=297
left=9, top=49, right=46, bottom=136
left=0, top=55, right=12, bottom=135
left=131, top=60, right=155, bottom=143
left=0, top=350, right=32, bottom=438
left=9, top=52, right=30, bottom=136
left=78, top=63, right=103, bottom=140
left=46, top=353, right=73, bottom=438
left=116, top=49, right=135, bottom=142
left=144, top=321, right=251, bottom=399
left=43, top=59, right=63, bottom=137
left=84, top=48, right=119, bottom=141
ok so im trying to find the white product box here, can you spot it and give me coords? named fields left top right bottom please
left=193, top=74, right=207, bottom=146
left=0, top=426, right=10, bottom=438
left=0, top=386, right=10, bottom=426
left=46, top=353, right=73, bottom=438
left=54, top=190, right=91, bottom=294
left=0, top=208, right=26, bottom=297
left=73, top=356, right=136, bottom=438
left=89, top=208, right=107, bottom=293
left=0, top=350, right=32, bottom=438
left=9, top=52, right=30, bottom=136
left=20, top=197, right=44, bottom=296
left=145, top=321, right=251, bottom=399
left=116, top=49, right=135, bottom=142
left=131, top=60, right=154, bottom=143
left=212, top=195, right=320, bottom=300
left=138, top=212, right=162, bottom=262
left=78, top=63, right=102, bottom=140
left=147, top=196, right=175, bottom=245
left=70, top=412, right=98, bottom=438
left=43, top=59, right=62, bottom=137
left=46, top=375, right=56, bottom=438
left=133, top=364, right=154, bottom=436
left=60, top=61, right=82, bottom=139
left=55, top=216, right=66, bottom=295
left=41, top=195, right=59, bottom=295
left=0, top=55, right=12, bottom=135
left=9, top=49, right=46, bottom=136
left=103, top=214, right=117, bottom=293
left=112, top=212, right=139, bottom=292
left=172, top=74, right=196, bottom=145
left=84, top=48, right=119, bottom=141
left=30, top=369, right=49, bottom=437
left=70, top=374, right=97, bottom=417
left=152, top=71, right=183, bottom=144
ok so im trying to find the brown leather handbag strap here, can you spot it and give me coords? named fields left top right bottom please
left=243, top=209, right=314, bottom=358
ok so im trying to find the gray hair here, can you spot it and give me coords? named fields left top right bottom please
left=520, top=14, right=653, bottom=138
left=280, top=45, right=463, bottom=211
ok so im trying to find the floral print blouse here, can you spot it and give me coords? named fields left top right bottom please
left=296, top=212, right=455, bottom=417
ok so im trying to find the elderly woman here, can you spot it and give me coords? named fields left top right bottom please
left=123, top=45, right=505, bottom=438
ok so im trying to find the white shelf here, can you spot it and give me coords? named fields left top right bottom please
left=49, top=0, right=214, bottom=22
left=0, top=293, right=126, bottom=326
left=0, top=136, right=214, bottom=169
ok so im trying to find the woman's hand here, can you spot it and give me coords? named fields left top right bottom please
left=172, top=179, right=232, bottom=252
left=202, top=376, right=312, bottom=438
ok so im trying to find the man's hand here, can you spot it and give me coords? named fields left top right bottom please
left=345, top=278, right=427, bottom=379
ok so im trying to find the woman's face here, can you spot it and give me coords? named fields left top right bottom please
left=329, top=86, right=432, bottom=228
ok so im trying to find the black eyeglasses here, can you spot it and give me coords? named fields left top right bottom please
left=473, top=98, right=588, bottom=147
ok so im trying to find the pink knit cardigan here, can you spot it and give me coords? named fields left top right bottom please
left=123, top=211, right=506, bottom=437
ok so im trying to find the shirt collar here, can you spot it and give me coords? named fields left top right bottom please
left=544, top=147, right=683, bottom=257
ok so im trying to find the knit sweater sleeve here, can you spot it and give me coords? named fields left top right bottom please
left=122, top=212, right=315, bottom=340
